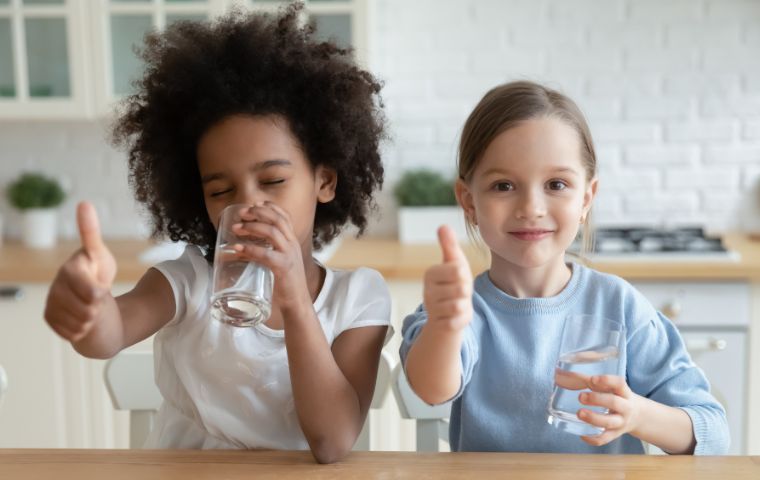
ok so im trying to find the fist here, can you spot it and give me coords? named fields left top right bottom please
left=422, top=225, right=473, bottom=331
left=44, top=201, right=116, bottom=342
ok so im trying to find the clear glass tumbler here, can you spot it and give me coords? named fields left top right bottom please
left=547, top=314, right=625, bottom=436
left=210, top=204, right=273, bottom=327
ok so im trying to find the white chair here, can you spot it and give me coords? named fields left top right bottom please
left=103, top=350, right=162, bottom=448
left=104, top=348, right=396, bottom=449
left=353, top=349, right=396, bottom=450
left=390, top=363, right=452, bottom=452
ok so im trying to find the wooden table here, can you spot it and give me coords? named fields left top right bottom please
left=0, top=450, right=758, bottom=480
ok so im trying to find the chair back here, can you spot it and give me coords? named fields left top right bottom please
left=390, top=363, right=452, bottom=452
left=103, top=350, right=162, bottom=448
left=353, top=349, right=396, bottom=450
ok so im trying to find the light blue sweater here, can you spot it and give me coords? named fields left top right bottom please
left=400, top=263, right=729, bottom=454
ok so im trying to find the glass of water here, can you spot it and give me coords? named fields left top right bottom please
left=210, top=204, right=273, bottom=327
left=547, top=314, right=625, bottom=436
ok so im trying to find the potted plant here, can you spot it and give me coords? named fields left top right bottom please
left=393, top=169, right=468, bottom=244
left=6, top=172, right=65, bottom=249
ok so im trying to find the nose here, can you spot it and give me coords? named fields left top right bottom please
left=235, top=183, right=267, bottom=207
left=515, top=188, right=546, bottom=220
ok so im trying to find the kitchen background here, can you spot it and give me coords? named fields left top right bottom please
left=0, top=0, right=759, bottom=456
left=0, top=0, right=759, bottom=238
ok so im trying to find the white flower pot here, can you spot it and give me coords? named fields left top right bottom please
left=398, top=206, right=469, bottom=244
left=21, top=208, right=58, bottom=249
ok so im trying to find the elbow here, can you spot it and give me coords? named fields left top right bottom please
left=416, top=390, right=454, bottom=406
left=407, top=374, right=457, bottom=406
left=72, top=343, right=119, bottom=360
left=308, top=433, right=354, bottom=464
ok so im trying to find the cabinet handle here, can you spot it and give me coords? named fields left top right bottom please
left=0, top=365, right=7, bottom=405
left=685, top=338, right=727, bottom=354
left=661, top=301, right=681, bottom=319
left=0, top=286, right=23, bottom=301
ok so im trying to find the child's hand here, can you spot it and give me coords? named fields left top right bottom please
left=423, top=225, right=473, bottom=332
left=232, top=202, right=310, bottom=308
left=577, top=374, right=643, bottom=446
left=45, top=201, right=116, bottom=342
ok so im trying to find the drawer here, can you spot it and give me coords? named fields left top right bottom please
left=630, top=281, right=750, bottom=328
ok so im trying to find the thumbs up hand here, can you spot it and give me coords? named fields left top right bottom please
left=422, top=225, right=474, bottom=332
left=44, top=202, right=116, bottom=342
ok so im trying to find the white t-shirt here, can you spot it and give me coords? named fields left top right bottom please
left=143, top=245, right=392, bottom=449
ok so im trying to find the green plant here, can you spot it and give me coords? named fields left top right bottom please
left=6, top=172, right=65, bottom=210
left=393, top=169, right=457, bottom=207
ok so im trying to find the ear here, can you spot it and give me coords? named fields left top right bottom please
left=582, top=177, right=598, bottom=218
left=455, top=179, right=477, bottom=226
left=315, top=165, right=337, bottom=203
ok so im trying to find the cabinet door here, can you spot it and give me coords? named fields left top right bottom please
left=0, top=283, right=71, bottom=447
left=91, top=0, right=217, bottom=115
left=0, top=0, right=93, bottom=118
left=0, top=282, right=144, bottom=448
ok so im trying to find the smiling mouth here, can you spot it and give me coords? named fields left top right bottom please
left=509, top=230, right=554, bottom=241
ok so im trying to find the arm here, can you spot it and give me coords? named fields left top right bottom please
left=575, top=374, right=697, bottom=454
left=633, top=395, right=696, bottom=454
left=44, top=201, right=175, bottom=359
left=404, top=225, right=473, bottom=405
left=576, top=311, right=729, bottom=455
left=233, top=202, right=389, bottom=463
left=283, top=297, right=387, bottom=463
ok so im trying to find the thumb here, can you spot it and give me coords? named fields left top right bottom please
left=437, top=225, right=467, bottom=264
left=77, top=201, right=104, bottom=256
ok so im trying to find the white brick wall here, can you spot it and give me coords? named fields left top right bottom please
left=371, top=0, right=760, bottom=235
left=0, top=0, right=758, bottom=240
left=0, top=122, right=148, bottom=240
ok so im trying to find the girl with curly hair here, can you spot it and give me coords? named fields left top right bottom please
left=43, top=3, right=389, bottom=463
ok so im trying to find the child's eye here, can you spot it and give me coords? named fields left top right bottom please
left=261, top=179, right=285, bottom=186
left=210, top=188, right=232, bottom=197
left=493, top=181, right=513, bottom=192
left=547, top=180, right=568, bottom=191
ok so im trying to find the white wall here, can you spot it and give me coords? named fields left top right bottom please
left=370, top=0, right=760, bottom=235
left=1, top=0, right=759, bottom=240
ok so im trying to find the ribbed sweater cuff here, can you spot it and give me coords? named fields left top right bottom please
left=680, top=406, right=712, bottom=455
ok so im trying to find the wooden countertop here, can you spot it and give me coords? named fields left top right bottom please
left=0, top=239, right=153, bottom=283
left=328, top=233, right=760, bottom=281
left=0, top=450, right=757, bottom=479
left=1, top=233, right=760, bottom=283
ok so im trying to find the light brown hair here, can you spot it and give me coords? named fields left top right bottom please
left=457, top=80, right=597, bottom=255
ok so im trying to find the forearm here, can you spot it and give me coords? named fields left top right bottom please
left=71, top=294, right=126, bottom=359
left=404, top=323, right=463, bottom=405
left=631, top=395, right=696, bottom=454
left=282, top=301, right=364, bottom=462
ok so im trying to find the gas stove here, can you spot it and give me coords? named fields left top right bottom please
left=575, top=227, right=740, bottom=262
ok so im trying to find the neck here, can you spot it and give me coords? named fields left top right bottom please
left=301, top=243, right=325, bottom=302
left=488, top=254, right=572, bottom=299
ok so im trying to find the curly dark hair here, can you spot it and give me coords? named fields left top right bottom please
left=111, top=2, right=386, bottom=262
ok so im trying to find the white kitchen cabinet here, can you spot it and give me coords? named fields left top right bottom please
left=0, top=0, right=367, bottom=119
left=0, top=281, right=141, bottom=448
left=0, top=0, right=93, bottom=118
left=630, top=280, right=749, bottom=455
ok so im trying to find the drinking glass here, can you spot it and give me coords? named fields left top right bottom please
left=210, top=204, right=273, bottom=327
left=547, top=314, right=625, bottom=436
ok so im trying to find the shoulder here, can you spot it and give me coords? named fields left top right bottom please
left=328, top=266, right=390, bottom=301
left=153, top=244, right=210, bottom=290
left=573, top=263, right=659, bottom=330
left=324, top=266, right=392, bottom=337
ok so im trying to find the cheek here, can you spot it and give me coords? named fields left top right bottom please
left=206, top=206, right=221, bottom=231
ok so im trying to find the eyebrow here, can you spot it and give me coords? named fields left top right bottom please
left=480, top=166, right=581, bottom=177
left=201, top=159, right=293, bottom=184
